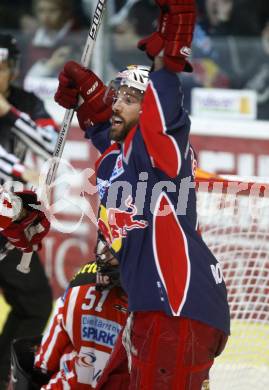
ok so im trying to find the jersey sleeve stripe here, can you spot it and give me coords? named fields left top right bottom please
left=42, top=322, right=66, bottom=371
left=95, top=144, right=120, bottom=172
left=153, top=192, right=191, bottom=316
left=35, top=297, right=64, bottom=367
left=65, top=286, right=80, bottom=345
left=140, top=81, right=181, bottom=177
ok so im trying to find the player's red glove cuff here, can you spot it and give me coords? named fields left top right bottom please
left=137, top=32, right=164, bottom=59
left=77, top=94, right=113, bottom=130
left=155, top=0, right=195, bottom=13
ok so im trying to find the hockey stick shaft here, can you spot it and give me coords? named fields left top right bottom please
left=46, top=0, right=107, bottom=186
left=18, top=0, right=107, bottom=273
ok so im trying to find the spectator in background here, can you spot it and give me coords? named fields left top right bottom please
left=195, top=3, right=269, bottom=120
left=0, top=1, right=32, bottom=30
left=110, top=0, right=158, bottom=36
left=181, top=0, right=267, bottom=115
left=256, top=0, right=269, bottom=35
left=178, top=1, right=231, bottom=112
left=128, top=0, right=159, bottom=36
left=106, top=0, right=155, bottom=75
left=244, top=20, right=269, bottom=119
left=198, top=0, right=261, bottom=36
left=21, top=0, right=82, bottom=79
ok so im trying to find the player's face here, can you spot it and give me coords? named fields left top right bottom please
left=35, top=0, right=66, bottom=29
left=110, top=86, right=142, bottom=142
left=205, top=0, right=218, bottom=26
left=0, top=60, right=12, bottom=96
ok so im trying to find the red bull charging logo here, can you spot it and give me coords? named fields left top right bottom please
left=98, top=196, right=148, bottom=251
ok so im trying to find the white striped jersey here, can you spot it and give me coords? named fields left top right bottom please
left=0, top=85, right=58, bottom=182
left=35, top=283, right=128, bottom=389
left=0, top=145, right=25, bottom=182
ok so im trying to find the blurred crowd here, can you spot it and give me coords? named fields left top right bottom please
left=0, top=0, right=268, bottom=119
left=0, top=0, right=88, bottom=81
left=109, top=0, right=269, bottom=119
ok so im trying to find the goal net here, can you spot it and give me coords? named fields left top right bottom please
left=196, top=174, right=269, bottom=389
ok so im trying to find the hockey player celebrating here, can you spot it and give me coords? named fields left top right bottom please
left=54, top=0, right=230, bottom=388
left=0, top=33, right=58, bottom=388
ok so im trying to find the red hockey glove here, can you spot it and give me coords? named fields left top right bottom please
left=137, top=0, right=196, bottom=73
left=54, top=71, right=79, bottom=109
left=55, top=61, right=112, bottom=129
left=1, top=191, right=50, bottom=252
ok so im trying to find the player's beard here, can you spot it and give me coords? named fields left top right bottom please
left=109, top=117, right=136, bottom=142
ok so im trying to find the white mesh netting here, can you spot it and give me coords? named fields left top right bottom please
left=197, top=178, right=269, bottom=389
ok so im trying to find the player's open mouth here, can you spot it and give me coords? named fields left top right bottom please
left=111, top=116, right=123, bottom=128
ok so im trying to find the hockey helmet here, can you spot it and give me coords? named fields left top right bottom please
left=104, top=65, right=150, bottom=105
left=0, top=33, right=20, bottom=68
left=95, top=234, right=121, bottom=291
left=115, top=65, right=150, bottom=92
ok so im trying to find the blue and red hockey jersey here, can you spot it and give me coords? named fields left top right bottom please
left=85, top=68, right=230, bottom=335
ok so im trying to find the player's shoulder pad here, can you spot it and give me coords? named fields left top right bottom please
left=68, top=261, right=97, bottom=288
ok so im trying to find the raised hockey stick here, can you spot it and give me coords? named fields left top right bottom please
left=17, top=0, right=107, bottom=273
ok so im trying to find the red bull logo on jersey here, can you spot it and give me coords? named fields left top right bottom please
left=98, top=195, right=148, bottom=252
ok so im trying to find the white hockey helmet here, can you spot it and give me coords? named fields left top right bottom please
left=115, top=65, right=150, bottom=92
left=104, top=65, right=150, bottom=105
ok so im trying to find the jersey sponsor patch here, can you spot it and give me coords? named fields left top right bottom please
left=81, top=315, right=122, bottom=348
left=76, top=346, right=110, bottom=386
left=110, top=154, right=124, bottom=181
left=97, top=154, right=124, bottom=199
left=97, top=178, right=110, bottom=200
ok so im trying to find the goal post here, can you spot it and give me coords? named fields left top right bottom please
left=196, top=172, right=269, bottom=389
